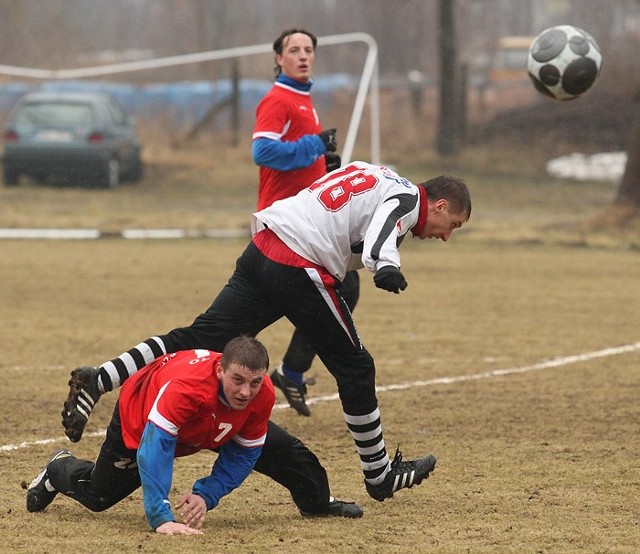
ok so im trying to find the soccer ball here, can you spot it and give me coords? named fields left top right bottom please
left=527, top=25, right=602, bottom=100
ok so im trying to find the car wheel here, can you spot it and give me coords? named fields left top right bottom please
left=3, top=166, right=19, bottom=186
left=98, top=158, right=120, bottom=189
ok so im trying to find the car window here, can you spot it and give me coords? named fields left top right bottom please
left=105, top=98, right=128, bottom=127
left=14, top=102, right=95, bottom=128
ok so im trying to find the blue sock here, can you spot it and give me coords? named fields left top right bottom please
left=281, top=364, right=304, bottom=385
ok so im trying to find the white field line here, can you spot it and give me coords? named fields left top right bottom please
left=3, top=341, right=640, bottom=453
left=0, top=228, right=250, bottom=240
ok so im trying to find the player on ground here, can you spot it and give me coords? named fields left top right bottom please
left=252, top=28, right=359, bottom=417
left=29, top=337, right=275, bottom=534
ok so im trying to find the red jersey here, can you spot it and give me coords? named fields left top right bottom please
left=253, top=81, right=326, bottom=209
left=119, top=349, right=274, bottom=457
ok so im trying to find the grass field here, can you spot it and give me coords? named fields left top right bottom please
left=1, top=146, right=639, bottom=553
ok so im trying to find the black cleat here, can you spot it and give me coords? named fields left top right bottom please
left=26, top=450, right=72, bottom=512
left=61, top=366, right=101, bottom=443
left=270, top=367, right=312, bottom=417
left=301, top=497, right=364, bottom=519
left=365, top=448, right=437, bottom=502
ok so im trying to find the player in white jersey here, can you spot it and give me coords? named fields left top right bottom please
left=253, top=161, right=430, bottom=280
left=62, top=161, right=471, bottom=502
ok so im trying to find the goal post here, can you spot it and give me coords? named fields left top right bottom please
left=0, top=32, right=380, bottom=164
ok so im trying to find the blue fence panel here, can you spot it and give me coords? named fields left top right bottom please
left=0, top=74, right=357, bottom=130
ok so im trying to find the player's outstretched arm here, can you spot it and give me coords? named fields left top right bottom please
left=155, top=521, right=204, bottom=535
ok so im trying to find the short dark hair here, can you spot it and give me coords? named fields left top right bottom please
left=272, top=28, right=317, bottom=76
left=220, top=336, right=270, bottom=373
left=419, top=175, right=472, bottom=221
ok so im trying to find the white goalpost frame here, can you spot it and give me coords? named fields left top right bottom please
left=0, top=32, right=380, bottom=165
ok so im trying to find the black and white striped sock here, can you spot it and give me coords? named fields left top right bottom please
left=97, top=336, right=167, bottom=392
left=344, top=407, right=390, bottom=485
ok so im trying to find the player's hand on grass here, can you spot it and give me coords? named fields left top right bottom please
left=176, top=493, right=207, bottom=529
left=374, top=266, right=408, bottom=294
left=155, top=521, right=204, bottom=535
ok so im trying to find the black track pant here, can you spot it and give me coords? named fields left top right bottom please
left=161, top=240, right=377, bottom=415
left=282, top=270, right=360, bottom=374
left=158, top=240, right=386, bottom=481
left=48, top=402, right=332, bottom=515
left=97, top=238, right=385, bottom=484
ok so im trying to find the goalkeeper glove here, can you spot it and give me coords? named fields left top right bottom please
left=373, top=266, right=408, bottom=294
left=325, top=152, right=341, bottom=173
left=318, top=128, right=337, bottom=152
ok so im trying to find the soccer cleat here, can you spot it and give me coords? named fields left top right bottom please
left=301, top=497, right=364, bottom=519
left=270, top=368, right=312, bottom=417
left=365, top=448, right=437, bottom=502
left=324, top=498, right=364, bottom=518
left=61, top=366, right=102, bottom=443
left=26, top=449, right=72, bottom=512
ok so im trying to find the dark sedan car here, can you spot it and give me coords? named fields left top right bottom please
left=2, top=91, right=142, bottom=188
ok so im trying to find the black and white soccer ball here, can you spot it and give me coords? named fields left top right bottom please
left=527, top=25, right=602, bottom=101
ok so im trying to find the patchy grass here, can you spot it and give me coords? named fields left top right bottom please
left=1, top=239, right=639, bottom=553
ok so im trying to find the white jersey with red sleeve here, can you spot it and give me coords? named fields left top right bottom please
left=119, top=349, right=275, bottom=458
left=251, top=161, right=423, bottom=281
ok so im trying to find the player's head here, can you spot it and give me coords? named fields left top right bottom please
left=218, top=336, right=270, bottom=410
left=272, top=28, right=317, bottom=82
left=415, top=175, right=472, bottom=242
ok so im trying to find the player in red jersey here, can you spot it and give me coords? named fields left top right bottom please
left=62, top=161, right=471, bottom=502
left=252, top=28, right=359, bottom=417
left=252, top=29, right=339, bottom=210
left=28, top=337, right=274, bottom=534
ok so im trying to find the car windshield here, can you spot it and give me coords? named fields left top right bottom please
left=14, top=102, right=94, bottom=128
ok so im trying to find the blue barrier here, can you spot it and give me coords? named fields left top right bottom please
left=0, top=75, right=356, bottom=129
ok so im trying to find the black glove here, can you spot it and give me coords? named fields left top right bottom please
left=325, top=152, right=341, bottom=173
left=373, top=266, right=408, bottom=294
left=318, top=128, right=337, bottom=152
